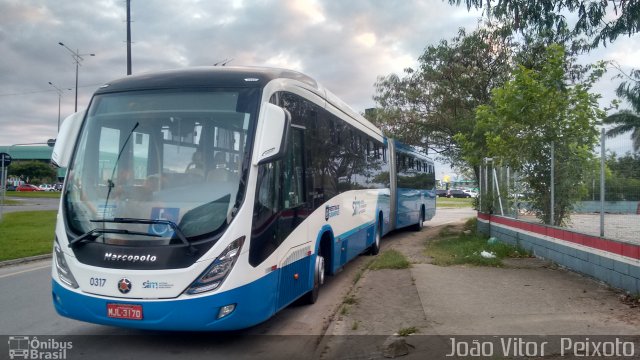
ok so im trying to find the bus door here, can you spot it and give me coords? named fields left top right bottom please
left=276, top=126, right=310, bottom=309
left=249, top=125, right=309, bottom=308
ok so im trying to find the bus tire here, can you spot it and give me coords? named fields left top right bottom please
left=302, top=253, right=325, bottom=304
left=413, top=207, right=424, bottom=231
left=367, top=220, right=381, bottom=256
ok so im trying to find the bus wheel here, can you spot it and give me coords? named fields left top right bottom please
left=413, top=208, right=424, bottom=231
left=303, top=253, right=324, bottom=304
left=367, top=221, right=381, bottom=255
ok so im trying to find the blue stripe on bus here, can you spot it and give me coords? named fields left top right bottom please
left=336, top=221, right=375, bottom=244
left=334, top=221, right=376, bottom=269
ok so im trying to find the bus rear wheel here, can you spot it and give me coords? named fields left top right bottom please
left=367, top=221, right=381, bottom=255
left=413, top=208, right=424, bottom=231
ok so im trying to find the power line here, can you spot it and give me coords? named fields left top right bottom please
left=0, top=83, right=105, bottom=97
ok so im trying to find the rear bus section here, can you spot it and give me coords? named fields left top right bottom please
left=391, top=140, right=437, bottom=231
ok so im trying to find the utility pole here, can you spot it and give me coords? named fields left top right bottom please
left=600, top=129, right=605, bottom=237
left=58, top=42, right=95, bottom=112
left=127, top=0, right=132, bottom=75
left=48, top=82, right=70, bottom=132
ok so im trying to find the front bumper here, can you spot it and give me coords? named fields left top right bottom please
left=52, top=271, right=278, bottom=331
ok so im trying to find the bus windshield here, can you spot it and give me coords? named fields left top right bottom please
left=64, top=88, right=259, bottom=244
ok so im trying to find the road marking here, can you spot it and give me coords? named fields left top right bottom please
left=0, top=264, right=50, bottom=279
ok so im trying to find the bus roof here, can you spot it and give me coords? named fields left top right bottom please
left=94, top=66, right=384, bottom=140
left=394, top=140, right=433, bottom=162
left=95, top=66, right=319, bottom=94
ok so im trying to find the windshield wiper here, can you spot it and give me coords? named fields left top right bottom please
left=102, top=122, right=139, bottom=233
left=90, top=217, right=198, bottom=255
left=69, top=228, right=161, bottom=249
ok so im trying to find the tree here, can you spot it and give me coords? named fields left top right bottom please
left=607, top=151, right=640, bottom=179
left=370, top=28, right=513, bottom=180
left=447, top=0, right=640, bottom=47
left=459, top=44, right=605, bottom=225
left=8, top=161, right=57, bottom=185
left=603, top=70, right=640, bottom=152
left=600, top=152, right=640, bottom=201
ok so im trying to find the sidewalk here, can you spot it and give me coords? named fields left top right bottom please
left=318, top=220, right=640, bottom=359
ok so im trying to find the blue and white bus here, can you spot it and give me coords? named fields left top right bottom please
left=51, top=67, right=436, bottom=331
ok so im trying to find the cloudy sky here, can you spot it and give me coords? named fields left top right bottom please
left=1, top=0, right=639, bottom=174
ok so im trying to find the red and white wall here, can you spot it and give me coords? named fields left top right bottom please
left=477, top=212, right=640, bottom=294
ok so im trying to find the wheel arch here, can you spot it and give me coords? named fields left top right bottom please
left=314, top=225, right=335, bottom=276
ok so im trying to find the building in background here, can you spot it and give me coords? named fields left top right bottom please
left=0, top=145, right=65, bottom=183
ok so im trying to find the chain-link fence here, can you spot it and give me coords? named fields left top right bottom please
left=479, top=130, right=640, bottom=245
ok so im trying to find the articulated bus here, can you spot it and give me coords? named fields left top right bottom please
left=51, top=67, right=436, bottom=331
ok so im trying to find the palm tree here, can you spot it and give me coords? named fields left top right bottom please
left=604, top=73, right=640, bottom=152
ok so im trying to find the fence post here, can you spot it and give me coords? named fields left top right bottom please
left=492, top=167, right=504, bottom=216
left=0, top=155, right=5, bottom=222
left=550, top=141, right=555, bottom=225
left=484, top=159, right=489, bottom=211
left=506, top=166, right=510, bottom=217
left=600, top=128, right=605, bottom=237
left=479, top=165, right=483, bottom=212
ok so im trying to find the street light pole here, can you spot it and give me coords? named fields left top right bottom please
left=48, top=82, right=69, bottom=132
left=126, top=0, right=132, bottom=75
left=58, top=42, right=95, bottom=112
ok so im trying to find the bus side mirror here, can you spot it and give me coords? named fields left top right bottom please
left=253, top=103, right=290, bottom=165
left=51, top=111, right=84, bottom=168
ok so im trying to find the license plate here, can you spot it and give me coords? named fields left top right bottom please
left=107, top=303, right=143, bottom=320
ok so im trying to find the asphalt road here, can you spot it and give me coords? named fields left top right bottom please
left=0, top=196, right=60, bottom=213
left=0, top=208, right=475, bottom=359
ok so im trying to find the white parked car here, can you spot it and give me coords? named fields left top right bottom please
left=462, top=189, right=478, bottom=198
left=38, top=184, right=55, bottom=191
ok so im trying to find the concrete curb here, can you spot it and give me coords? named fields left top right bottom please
left=0, top=253, right=51, bottom=268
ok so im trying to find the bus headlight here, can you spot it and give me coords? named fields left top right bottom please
left=54, top=238, right=79, bottom=289
left=186, top=236, right=245, bottom=295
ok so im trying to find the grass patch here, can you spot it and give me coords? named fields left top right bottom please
left=6, top=191, right=61, bottom=199
left=426, top=219, right=531, bottom=267
left=351, top=321, right=359, bottom=331
left=397, top=326, right=419, bottom=336
left=353, top=259, right=374, bottom=285
left=0, top=210, right=56, bottom=261
left=343, top=294, right=358, bottom=305
left=368, top=249, right=410, bottom=270
left=436, top=197, right=473, bottom=208
left=353, top=268, right=364, bottom=285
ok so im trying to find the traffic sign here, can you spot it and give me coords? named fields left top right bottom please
left=0, top=152, right=11, bottom=167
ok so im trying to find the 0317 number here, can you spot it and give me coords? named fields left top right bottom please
left=90, top=277, right=106, bottom=287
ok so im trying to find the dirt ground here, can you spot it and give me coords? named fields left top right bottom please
left=317, top=221, right=640, bottom=359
